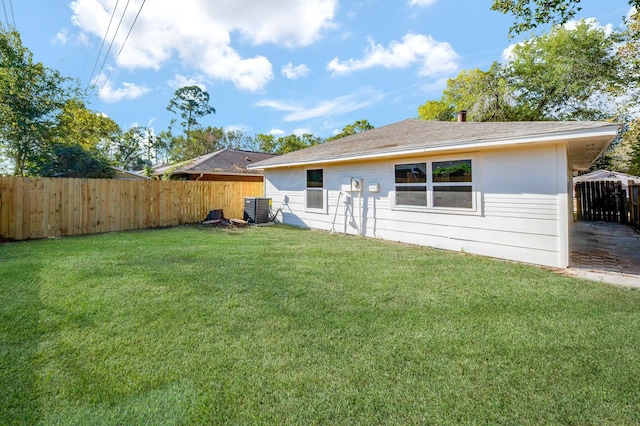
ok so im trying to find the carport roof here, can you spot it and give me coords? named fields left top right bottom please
left=247, top=119, right=620, bottom=171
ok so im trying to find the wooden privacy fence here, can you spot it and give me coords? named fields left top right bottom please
left=575, top=180, right=628, bottom=223
left=630, top=180, right=640, bottom=230
left=0, top=177, right=264, bottom=241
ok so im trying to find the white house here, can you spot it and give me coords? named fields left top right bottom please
left=248, top=119, right=620, bottom=268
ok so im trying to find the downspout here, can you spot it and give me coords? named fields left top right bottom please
left=195, top=173, right=204, bottom=181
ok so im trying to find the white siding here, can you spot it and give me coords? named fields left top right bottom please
left=264, top=143, right=570, bottom=268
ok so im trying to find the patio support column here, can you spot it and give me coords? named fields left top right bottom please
left=557, top=143, right=570, bottom=268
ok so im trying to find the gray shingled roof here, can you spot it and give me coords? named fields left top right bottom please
left=153, top=149, right=278, bottom=176
left=248, top=119, right=620, bottom=170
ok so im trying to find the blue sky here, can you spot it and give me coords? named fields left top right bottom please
left=7, top=0, right=634, bottom=140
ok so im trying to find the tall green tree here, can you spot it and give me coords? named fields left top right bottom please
left=253, top=133, right=322, bottom=154
left=418, top=63, right=522, bottom=122
left=53, top=99, right=121, bottom=153
left=625, top=119, right=640, bottom=176
left=223, top=128, right=254, bottom=150
left=492, top=0, right=640, bottom=35
left=0, top=27, right=79, bottom=175
left=27, top=144, right=114, bottom=178
left=419, top=20, right=622, bottom=123
left=506, top=19, right=622, bottom=120
left=112, top=126, right=156, bottom=170
left=164, top=126, right=255, bottom=162
left=166, top=126, right=225, bottom=162
left=418, top=100, right=455, bottom=121
left=166, top=85, right=215, bottom=146
left=254, top=133, right=278, bottom=153
left=618, top=10, right=640, bottom=118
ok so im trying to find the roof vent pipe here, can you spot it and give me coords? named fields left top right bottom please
left=457, top=110, right=467, bottom=122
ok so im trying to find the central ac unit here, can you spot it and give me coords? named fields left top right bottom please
left=244, top=197, right=271, bottom=224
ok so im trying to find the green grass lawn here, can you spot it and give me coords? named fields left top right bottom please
left=1, top=225, right=639, bottom=425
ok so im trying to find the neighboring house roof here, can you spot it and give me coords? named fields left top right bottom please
left=111, top=167, right=149, bottom=180
left=248, top=119, right=620, bottom=171
left=574, top=169, right=640, bottom=182
left=574, top=169, right=639, bottom=190
left=152, top=149, right=279, bottom=177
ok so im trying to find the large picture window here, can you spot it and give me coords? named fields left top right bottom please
left=395, top=163, right=427, bottom=207
left=306, top=169, right=324, bottom=209
left=394, top=159, right=474, bottom=210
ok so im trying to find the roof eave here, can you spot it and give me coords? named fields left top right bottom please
left=248, top=127, right=620, bottom=170
left=152, top=171, right=265, bottom=177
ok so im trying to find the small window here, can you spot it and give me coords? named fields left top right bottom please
left=306, top=169, right=324, bottom=209
left=432, top=160, right=472, bottom=208
left=395, top=163, right=427, bottom=207
left=307, top=169, right=323, bottom=188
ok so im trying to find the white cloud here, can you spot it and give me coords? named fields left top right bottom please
left=327, top=33, right=459, bottom=77
left=501, top=43, right=520, bottom=62
left=408, top=0, right=438, bottom=6
left=70, top=0, right=337, bottom=92
left=293, top=128, right=312, bottom=135
left=282, top=63, right=311, bottom=80
left=98, top=78, right=150, bottom=103
left=52, top=29, right=69, bottom=45
left=255, top=91, right=383, bottom=122
left=269, top=128, right=286, bottom=136
left=564, top=17, right=614, bottom=35
left=169, top=74, right=207, bottom=91
left=420, top=77, right=448, bottom=95
left=254, top=100, right=300, bottom=112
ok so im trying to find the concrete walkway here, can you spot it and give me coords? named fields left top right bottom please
left=566, top=221, right=640, bottom=287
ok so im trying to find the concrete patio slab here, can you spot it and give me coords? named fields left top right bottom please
left=567, top=221, right=640, bottom=288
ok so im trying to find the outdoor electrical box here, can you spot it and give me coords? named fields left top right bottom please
left=244, top=197, right=271, bottom=224
left=350, top=177, right=362, bottom=192
left=368, top=183, right=380, bottom=193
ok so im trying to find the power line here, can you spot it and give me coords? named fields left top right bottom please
left=1, top=0, right=10, bottom=28
left=91, top=0, right=132, bottom=97
left=116, top=0, right=146, bottom=59
left=8, top=0, right=15, bottom=28
left=99, top=0, right=147, bottom=94
left=80, top=0, right=101, bottom=88
left=86, top=0, right=121, bottom=92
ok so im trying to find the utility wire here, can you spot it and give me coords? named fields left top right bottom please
left=86, top=0, right=121, bottom=92
left=98, top=0, right=146, bottom=97
left=8, top=0, right=14, bottom=28
left=80, top=0, right=101, bottom=89
left=98, top=0, right=147, bottom=94
left=1, top=0, right=10, bottom=28
left=116, top=0, right=146, bottom=59
left=91, top=0, right=132, bottom=97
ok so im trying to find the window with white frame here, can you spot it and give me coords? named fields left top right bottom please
left=306, top=169, right=324, bottom=209
left=394, top=159, right=474, bottom=210
left=394, top=163, right=427, bottom=207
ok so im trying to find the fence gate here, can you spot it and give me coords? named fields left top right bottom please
left=575, top=181, right=627, bottom=223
